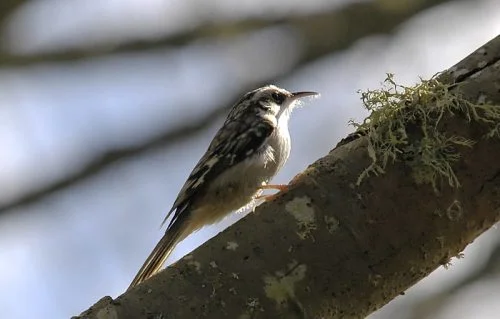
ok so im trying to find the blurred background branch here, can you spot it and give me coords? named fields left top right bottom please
left=2, top=0, right=455, bottom=66
left=0, top=0, right=461, bottom=213
left=0, top=0, right=24, bottom=22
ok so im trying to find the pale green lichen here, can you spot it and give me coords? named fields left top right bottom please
left=238, top=298, right=264, bottom=319
left=263, top=260, right=307, bottom=312
left=352, top=73, right=500, bottom=191
left=186, top=260, right=202, bottom=273
left=446, top=199, right=463, bottom=220
left=225, top=241, right=239, bottom=250
left=285, top=196, right=315, bottom=223
left=442, top=252, right=465, bottom=269
left=324, top=215, right=340, bottom=233
left=285, top=196, right=317, bottom=240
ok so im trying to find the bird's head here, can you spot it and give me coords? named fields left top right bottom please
left=245, top=85, right=318, bottom=119
left=228, top=85, right=318, bottom=123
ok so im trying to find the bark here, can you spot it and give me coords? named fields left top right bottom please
left=75, top=36, right=500, bottom=318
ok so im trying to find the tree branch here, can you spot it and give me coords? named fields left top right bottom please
left=76, top=35, right=500, bottom=318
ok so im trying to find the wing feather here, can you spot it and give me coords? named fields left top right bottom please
left=161, top=116, right=276, bottom=229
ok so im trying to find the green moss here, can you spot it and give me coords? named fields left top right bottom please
left=351, top=74, right=500, bottom=191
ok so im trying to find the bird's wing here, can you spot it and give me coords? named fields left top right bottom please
left=161, top=117, right=276, bottom=229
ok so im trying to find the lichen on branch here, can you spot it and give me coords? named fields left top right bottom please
left=351, top=73, right=500, bottom=191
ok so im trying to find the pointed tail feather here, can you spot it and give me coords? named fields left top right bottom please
left=128, top=224, right=183, bottom=290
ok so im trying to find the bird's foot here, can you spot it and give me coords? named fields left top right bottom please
left=255, top=184, right=289, bottom=202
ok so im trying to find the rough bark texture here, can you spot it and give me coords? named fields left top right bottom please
left=76, top=36, right=500, bottom=318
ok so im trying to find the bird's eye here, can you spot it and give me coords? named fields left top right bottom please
left=271, top=92, right=285, bottom=104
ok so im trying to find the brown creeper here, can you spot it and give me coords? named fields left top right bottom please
left=129, top=85, right=318, bottom=289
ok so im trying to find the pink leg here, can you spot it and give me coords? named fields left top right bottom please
left=255, top=184, right=290, bottom=201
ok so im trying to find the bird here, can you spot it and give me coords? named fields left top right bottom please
left=128, top=85, right=318, bottom=289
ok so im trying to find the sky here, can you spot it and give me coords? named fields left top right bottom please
left=0, top=0, right=500, bottom=318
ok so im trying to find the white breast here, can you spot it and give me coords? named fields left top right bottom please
left=196, top=112, right=293, bottom=226
left=265, top=121, right=291, bottom=175
left=207, top=120, right=290, bottom=201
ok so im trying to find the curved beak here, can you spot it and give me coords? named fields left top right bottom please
left=279, top=90, right=318, bottom=117
left=291, top=91, right=319, bottom=100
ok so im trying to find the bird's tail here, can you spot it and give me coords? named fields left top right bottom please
left=128, top=224, right=184, bottom=290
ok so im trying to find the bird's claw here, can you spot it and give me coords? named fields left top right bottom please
left=255, top=184, right=289, bottom=202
